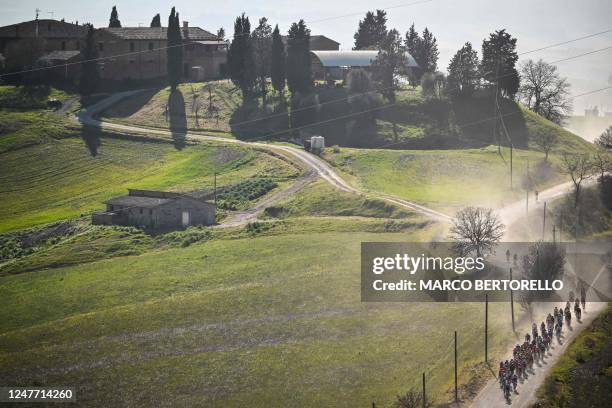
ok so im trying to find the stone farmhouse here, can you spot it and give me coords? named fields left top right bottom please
left=92, top=189, right=216, bottom=229
left=0, top=19, right=87, bottom=73
left=0, top=18, right=227, bottom=82
left=95, top=22, right=227, bottom=81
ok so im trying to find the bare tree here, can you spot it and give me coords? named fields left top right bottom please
left=519, top=59, right=572, bottom=125
left=395, top=389, right=423, bottom=408
left=595, top=126, right=612, bottom=150
left=449, top=207, right=505, bottom=257
left=561, top=153, right=594, bottom=207
left=533, top=132, right=557, bottom=161
left=592, top=148, right=612, bottom=180
left=190, top=85, right=202, bottom=127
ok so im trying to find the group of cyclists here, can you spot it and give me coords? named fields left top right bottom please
left=498, top=288, right=586, bottom=401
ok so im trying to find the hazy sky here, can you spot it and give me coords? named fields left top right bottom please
left=2, top=0, right=611, bottom=112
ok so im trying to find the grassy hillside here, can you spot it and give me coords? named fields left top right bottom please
left=98, top=82, right=594, bottom=154
left=265, top=180, right=415, bottom=220
left=100, top=81, right=241, bottom=136
left=0, top=223, right=520, bottom=407
left=0, top=137, right=299, bottom=232
left=323, top=145, right=572, bottom=214
left=534, top=304, right=612, bottom=407
left=0, top=85, right=81, bottom=152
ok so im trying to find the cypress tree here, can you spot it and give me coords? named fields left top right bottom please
left=167, top=7, right=183, bottom=89
left=79, top=24, right=99, bottom=96
left=286, top=20, right=312, bottom=95
left=270, top=25, right=286, bottom=96
left=252, top=17, right=272, bottom=101
left=109, top=6, right=121, bottom=28
left=480, top=29, right=520, bottom=98
left=353, top=10, right=387, bottom=50
left=446, top=42, right=479, bottom=97
left=227, top=13, right=256, bottom=98
left=150, top=14, right=161, bottom=28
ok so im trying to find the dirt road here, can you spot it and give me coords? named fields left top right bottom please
left=75, top=91, right=452, bottom=223
left=470, top=302, right=607, bottom=408
left=497, top=179, right=598, bottom=228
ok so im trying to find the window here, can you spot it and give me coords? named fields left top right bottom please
left=130, top=42, right=135, bottom=52
left=98, top=42, right=104, bottom=52
left=61, top=41, right=66, bottom=50
left=148, top=42, right=154, bottom=51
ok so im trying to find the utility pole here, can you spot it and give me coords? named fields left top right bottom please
left=485, top=293, right=489, bottom=363
left=422, top=372, right=426, bottom=408
left=510, top=268, right=515, bottom=332
left=526, top=190, right=528, bottom=217
left=213, top=172, right=217, bottom=207
left=542, top=201, right=547, bottom=240
left=553, top=224, right=556, bottom=243
left=454, top=331, right=458, bottom=403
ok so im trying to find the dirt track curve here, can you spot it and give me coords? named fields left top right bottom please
left=75, top=90, right=452, bottom=224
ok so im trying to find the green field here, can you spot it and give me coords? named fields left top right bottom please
left=0, top=82, right=600, bottom=406
left=0, top=136, right=299, bottom=232
left=323, top=145, right=582, bottom=215
left=0, top=222, right=522, bottom=407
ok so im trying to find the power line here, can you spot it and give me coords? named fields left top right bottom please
left=549, top=45, right=612, bottom=64
left=305, top=0, right=434, bottom=24
left=519, top=28, right=612, bottom=55
left=255, top=84, right=612, bottom=151
left=229, top=43, right=612, bottom=143
left=0, top=0, right=434, bottom=78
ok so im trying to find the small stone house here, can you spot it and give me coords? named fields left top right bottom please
left=92, top=189, right=215, bottom=229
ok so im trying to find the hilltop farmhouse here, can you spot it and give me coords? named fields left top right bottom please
left=92, top=189, right=216, bottom=229
left=0, top=19, right=88, bottom=77
left=95, top=22, right=227, bottom=81
left=0, top=18, right=227, bottom=82
left=0, top=16, right=348, bottom=85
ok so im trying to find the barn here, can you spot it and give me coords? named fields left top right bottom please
left=92, top=189, right=215, bottom=229
left=310, top=50, right=418, bottom=81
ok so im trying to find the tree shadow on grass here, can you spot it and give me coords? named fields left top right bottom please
left=81, top=127, right=101, bottom=156
left=169, top=88, right=187, bottom=150
left=100, top=88, right=160, bottom=118
left=229, top=96, right=290, bottom=141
